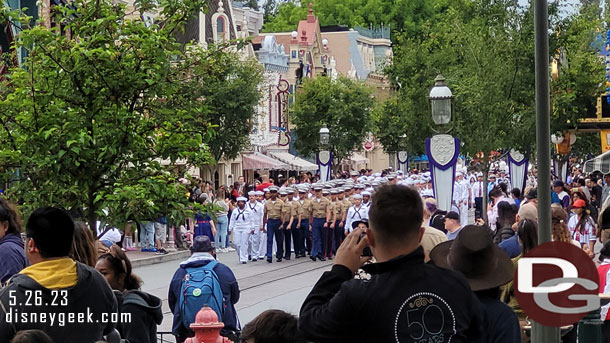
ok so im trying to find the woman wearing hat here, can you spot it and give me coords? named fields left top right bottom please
left=568, top=199, right=597, bottom=258
left=430, top=225, right=520, bottom=342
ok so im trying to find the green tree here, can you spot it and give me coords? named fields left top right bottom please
left=290, top=76, right=374, bottom=167
left=381, top=0, right=542, bottom=219
left=550, top=7, right=604, bottom=136
left=166, top=44, right=263, bottom=180
left=262, top=0, right=448, bottom=40
left=0, top=0, right=254, bottom=228
left=262, top=1, right=307, bottom=32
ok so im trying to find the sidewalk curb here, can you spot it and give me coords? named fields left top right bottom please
left=131, top=250, right=191, bottom=268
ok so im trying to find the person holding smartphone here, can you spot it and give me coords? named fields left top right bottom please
left=299, top=185, right=485, bottom=342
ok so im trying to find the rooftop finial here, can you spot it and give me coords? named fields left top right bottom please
left=309, top=2, right=313, bottom=14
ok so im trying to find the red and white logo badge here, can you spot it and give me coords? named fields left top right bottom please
left=514, top=242, right=599, bottom=327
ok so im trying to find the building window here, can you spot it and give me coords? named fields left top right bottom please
left=217, top=16, right=225, bottom=40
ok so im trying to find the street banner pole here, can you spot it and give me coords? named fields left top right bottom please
left=532, top=0, right=560, bottom=340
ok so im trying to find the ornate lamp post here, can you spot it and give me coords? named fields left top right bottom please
left=397, top=134, right=408, bottom=175
left=425, top=75, right=461, bottom=212
left=317, top=125, right=332, bottom=182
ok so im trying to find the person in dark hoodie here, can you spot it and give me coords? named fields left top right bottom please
left=96, top=244, right=163, bottom=343
left=0, top=198, right=28, bottom=284
left=0, top=206, right=117, bottom=343
left=168, top=235, right=240, bottom=342
left=299, top=185, right=485, bottom=342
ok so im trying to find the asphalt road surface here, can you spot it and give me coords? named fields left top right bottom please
left=134, top=251, right=333, bottom=342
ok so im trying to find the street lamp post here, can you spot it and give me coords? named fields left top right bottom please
left=532, top=0, right=559, bottom=341
left=425, top=75, right=461, bottom=212
left=317, top=125, right=332, bottom=182
left=397, top=134, right=408, bottom=175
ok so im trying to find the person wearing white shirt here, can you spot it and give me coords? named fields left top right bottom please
left=453, top=173, right=469, bottom=225
left=344, top=195, right=368, bottom=235
left=247, top=191, right=264, bottom=261
left=229, top=197, right=253, bottom=264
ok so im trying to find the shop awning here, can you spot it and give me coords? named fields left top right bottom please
left=584, top=150, right=610, bottom=174
left=267, top=150, right=318, bottom=171
left=242, top=152, right=289, bottom=171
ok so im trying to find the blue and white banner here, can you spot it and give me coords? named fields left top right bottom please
left=553, top=157, right=569, bottom=183
left=426, top=134, right=460, bottom=212
left=397, top=151, right=408, bottom=175
left=317, top=151, right=332, bottom=182
left=508, top=149, right=529, bottom=193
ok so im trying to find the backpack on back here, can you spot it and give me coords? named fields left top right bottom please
left=179, top=260, right=224, bottom=328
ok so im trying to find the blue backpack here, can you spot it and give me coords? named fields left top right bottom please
left=179, top=260, right=224, bottom=328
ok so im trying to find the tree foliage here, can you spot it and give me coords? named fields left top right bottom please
left=290, top=76, right=374, bottom=166
left=262, top=0, right=446, bottom=38
left=0, top=0, right=260, bottom=229
left=379, top=0, right=540, bottom=168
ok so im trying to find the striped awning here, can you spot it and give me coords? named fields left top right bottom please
left=267, top=150, right=318, bottom=171
left=242, top=152, right=289, bottom=171
left=584, top=151, right=610, bottom=174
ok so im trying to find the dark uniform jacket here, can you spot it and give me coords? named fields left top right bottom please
left=299, top=247, right=485, bottom=343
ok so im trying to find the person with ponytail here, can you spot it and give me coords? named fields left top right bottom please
left=0, top=198, right=27, bottom=284
left=568, top=199, right=597, bottom=258
left=96, top=245, right=163, bottom=343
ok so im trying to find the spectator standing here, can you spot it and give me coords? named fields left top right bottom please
left=213, top=189, right=231, bottom=252
left=71, top=222, right=99, bottom=267
left=444, top=211, right=462, bottom=240
left=553, top=180, right=571, bottom=209
left=193, top=194, right=216, bottom=244
left=169, top=236, right=240, bottom=342
left=96, top=245, right=163, bottom=343
left=139, top=220, right=156, bottom=252
left=597, top=240, right=610, bottom=342
left=154, top=215, right=168, bottom=255
left=0, top=207, right=117, bottom=343
left=430, top=225, right=520, bottom=343
left=603, top=173, right=610, bottom=206
left=299, top=185, right=485, bottom=342
left=0, top=198, right=27, bottom=284
left=568, top=199, right=597, bottom=258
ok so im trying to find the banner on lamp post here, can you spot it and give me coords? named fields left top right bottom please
left=553, top=158, right=569, bottom=183
left=397, top=151, right=408, bottom=175
left=318, top=150, right=332, bottom=182
left=508, top=149, right=529, bottom=193
left=426, top=134, right=460, bottom=212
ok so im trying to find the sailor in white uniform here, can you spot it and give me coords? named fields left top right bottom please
left=344, top=194, right=369, bottom=236
left=247, top=191, right=264, bottom=261
left=229, top=196, right=253, bottom=264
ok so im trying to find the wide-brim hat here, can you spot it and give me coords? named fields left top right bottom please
left=352, top=218, right=369, bottom=230
left=429, top=225, right=514, bottom=291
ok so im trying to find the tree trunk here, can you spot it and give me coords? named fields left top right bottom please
left=87, top=188, right=97, bottom=233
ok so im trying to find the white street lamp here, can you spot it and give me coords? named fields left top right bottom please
left=319, top=125, right=330, bottom=147
left=429, top=75, right=453, bottom=126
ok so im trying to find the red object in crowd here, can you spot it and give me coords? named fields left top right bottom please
left=185, top=306, right=231, bottom=343
left=256, top=182, right=274, bottom=191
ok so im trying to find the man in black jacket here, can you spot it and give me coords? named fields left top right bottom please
left=299, top=185, right=485, bottom=343
left=0, top=207, right=117, bottom=343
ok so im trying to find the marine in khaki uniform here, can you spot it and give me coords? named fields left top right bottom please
left=280, top=188, right=295, bottom=260
left=297, top=187, right=313, bottom=257
left=310, top=185, right=332, bottom=261
left=263, top=186, right=284, bottom=263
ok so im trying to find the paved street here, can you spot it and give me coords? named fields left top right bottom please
left=134, top=251, right=333, bottom=342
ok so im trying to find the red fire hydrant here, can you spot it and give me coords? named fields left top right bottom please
left=185, top=306, right=232, bottom=343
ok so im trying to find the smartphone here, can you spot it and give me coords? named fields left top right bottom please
left=358, top=233, right=373, bottom=257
